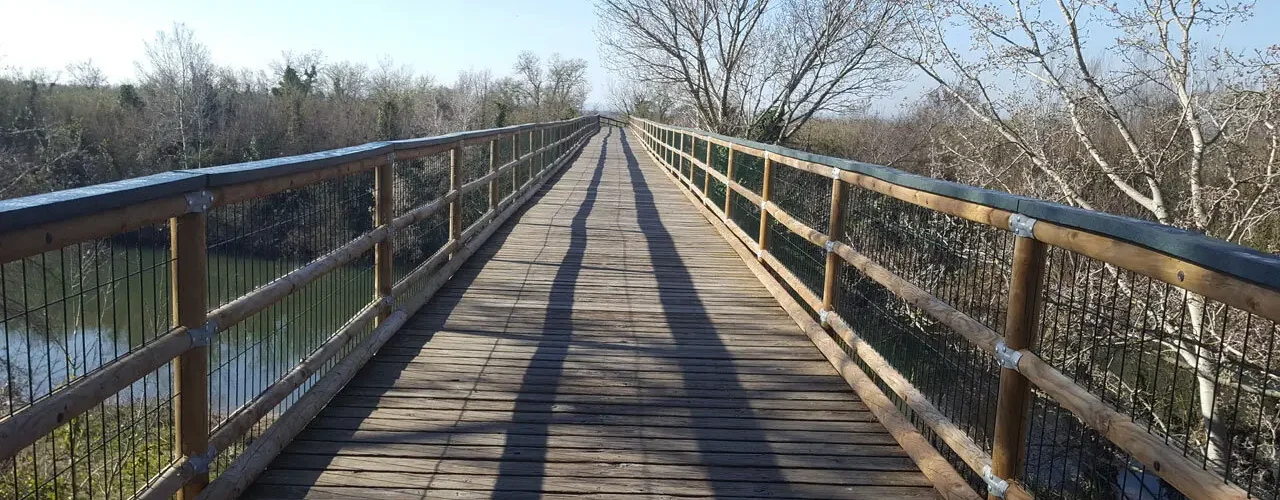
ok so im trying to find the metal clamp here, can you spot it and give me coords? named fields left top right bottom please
left=982, top=465, right=1009, bottom=498
left=1009, top=213, right=1037, bottom=239
left=756, top=247, right=764, bottom=260
left=187, top=320, right=217, bottom=347
left=994, top=340, right=1022, bottom=371
left=386, top=151, right=397, bottom=164
left=185, top=190, right=213, bottom=213
left=382, top=295, right=396, bottom=308
left=830, top=167, right=842, bottom=180
left=818, top=308, right=831, bottom=326
left=187, top=445, right=218, bottom=474
left=824, top=240, right=836, bottom=253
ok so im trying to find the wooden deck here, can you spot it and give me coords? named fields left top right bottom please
left=243, top=128, right=939, bottom=499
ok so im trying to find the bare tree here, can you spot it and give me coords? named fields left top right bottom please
left=136, top=22, right=214, bottom=168
left=513, top=51, right=545, bottom=110
left=65, top=60, right=106, bottom=88
left=607, top=79, right=677, bottom=120
left=545, top=54, right=590, bottom=118
left=899, top=0, right=1280, bottom=470
left=596, top=0, right=906, bottom=143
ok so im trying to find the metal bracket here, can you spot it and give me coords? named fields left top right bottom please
left=1009, top=214, right=1038, bottom=239
left=994, top=340, right=1023, bottom=371
left=830, top=167, right=842, bottom=180
left=185, top=190, right=213, bottom=213
left=187, top=445, right=218, bottom=475
left=386, top=151, right=397, bottom=164
left=756, top=247, right=764, bottom=260
left=818, top=309, right=831, bottom=326
left=382, top=295, right=396, bottom=308
left=982, top=466, right=1010, bottom=498
left=187, top=320, right=217, bottom=347
left=824, top=240, right=836, bottom=253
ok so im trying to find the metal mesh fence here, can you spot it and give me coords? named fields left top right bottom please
left=204, top=170, right=376, bottom=476
left=1029, top=248, right=1280, bottom=499
left=1, top=228, right=176, bottom=499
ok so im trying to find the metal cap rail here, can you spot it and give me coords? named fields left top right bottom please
left=0, top=115, right=600, bottom=499
left=631, top=116, right=1280, bottom=500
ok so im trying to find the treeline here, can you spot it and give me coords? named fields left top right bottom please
left=0, top=24, right=589, bottom=200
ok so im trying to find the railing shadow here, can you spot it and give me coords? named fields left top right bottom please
left=491, top=126, right=611, bottom=494
left=616, top=129, right=795, bottom=497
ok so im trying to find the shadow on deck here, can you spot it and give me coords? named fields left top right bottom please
left=242, top=128, right=940, bottom=499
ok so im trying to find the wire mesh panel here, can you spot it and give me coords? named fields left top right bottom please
left=765, top=166, right=831, bottom=295
left=1, top=227, right=176, bottom=499
left=1027, top=248, right=1280, bottom=499
left=842, top=186, right=1015, bottom=335
left=728, top=150, right=765, bottom=241
left=496, top=135, right=516, bottom=203
left=457, top=143, right=491, bottom=232
left=705, top=143, right=730, bottom=210
left=392, top=151, right=452, bottom=309
left=203, top=170, right=376, bottom=476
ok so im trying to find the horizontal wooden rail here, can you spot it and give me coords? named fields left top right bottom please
left=0, top=115, right=598, bottom=500
left=631, top=116, right=1266, bottom=500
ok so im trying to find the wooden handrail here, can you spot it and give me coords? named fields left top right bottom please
left=631, top=116, right=1267, bottom=500
left=0, top=115, right=599, bottom=500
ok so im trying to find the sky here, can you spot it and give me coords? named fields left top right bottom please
left=1, top=0, right=1279, bottom=115
left=0, top=0, right=613, bottom=106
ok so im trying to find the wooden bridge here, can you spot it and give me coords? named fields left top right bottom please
left=241, top=127, right=937, bottom=499
left=1, top=115, right=1277, bottom=500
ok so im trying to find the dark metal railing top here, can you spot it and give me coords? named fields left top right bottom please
left=0, top=119, right=586, bottom=234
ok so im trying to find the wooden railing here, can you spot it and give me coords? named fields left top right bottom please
left=0, top=116, right=598, bottom=499
left=631, top=117, right=1280, bottom=500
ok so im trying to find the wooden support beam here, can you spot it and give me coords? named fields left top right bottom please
left=821, top=177, right=845, bottom=313
left=488, top=139, right=499, bottom=212
left=511, top=133, right=520, bottom=191
left=374, top=158, right=394, bottom=321
left=990, top=235, right=1047, bottom=497
left=678, top=132, right=686, bottom=181
left=702, top=136, right=712, bottom=197
left=723, top=145, right=736, bottom=218
left=757, top=154, right=774, bottom=260
left=170, top=210, right=208, bottom=500
left=449, top=145, right=461, bottom=255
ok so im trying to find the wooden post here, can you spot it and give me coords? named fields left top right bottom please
left=702, top=136, right=712, bottom=198
left=512, top=133, right=520, bottom=191
left=171, top=209, right=208, bottom=499
left=449, top=145, right=461, bottom=254
left=487, top=139, right=498, bottom=212
left=723, top=145, right=736, bottom=217
left=678, top=132, right=686, bottom=181
left=989, top=233, right=1047, bottom=498
left=756, top=155, right=774, bottom=261
left=821, top=176, right=845, bottom=313
left=374, top=158, right=394, bottom=320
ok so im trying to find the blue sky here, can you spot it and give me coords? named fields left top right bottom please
left=1, top=0, right=1278, bottom=114
left=0, top=0, right=612, bottom=105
